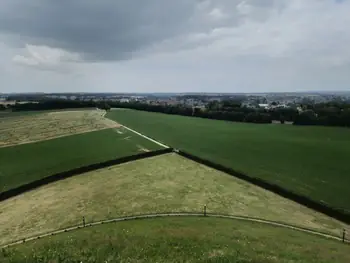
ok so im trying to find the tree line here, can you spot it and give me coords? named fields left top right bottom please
left=106, top=101, right=290, bottom=124
left=3, top=99, right=350, bottom=128
left=106, top=100, right=350, bottom=127
left=294, top=102, right=350, bottom=127
left=3, top=100, right=96, bottom=111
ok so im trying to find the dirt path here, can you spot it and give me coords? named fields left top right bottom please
left=2, top=213, right=348, bottom=249
left=121, top=125, right=169, bottom=148
left=103, top=110, right=169, bottom=148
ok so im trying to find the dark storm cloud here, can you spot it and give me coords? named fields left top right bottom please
left=0, top=0, right=281, bottom=61
left=0, top=0, right=201, bottom=61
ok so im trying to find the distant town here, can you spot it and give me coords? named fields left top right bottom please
left=1, top=91, right=350, bottom=111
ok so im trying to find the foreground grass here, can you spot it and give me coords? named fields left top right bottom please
left=0, top=127, right=161, bottom=192
left=107, top=110, right=350, bottom=214
left=1, top=217, right=349, bottom=263
left=0, top=153, right=347, bottom=246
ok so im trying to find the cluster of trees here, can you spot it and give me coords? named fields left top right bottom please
left=9, top=100, right=96, bottom=111
left=109, top=100, right=350, bottom=127
left=294, top=102, right=350, bottom=127
left=107, top=101, right=277, bottom=124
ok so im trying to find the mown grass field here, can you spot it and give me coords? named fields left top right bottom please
left=0, top=110, right=118, bottom=147
left=107, top=109, right=350, bottom=214
left=2, top=217, right=349, bottom=263
left=1, top=153, right=347, bottom=246
left=0, top=127, right=162, bottom=193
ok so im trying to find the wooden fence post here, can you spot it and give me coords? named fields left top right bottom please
left=204, top=205, right=207, bottom=217
left=343, top=229, right=346, bottom=243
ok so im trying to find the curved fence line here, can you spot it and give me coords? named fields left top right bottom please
left=1, top=212, right=348, bottom=249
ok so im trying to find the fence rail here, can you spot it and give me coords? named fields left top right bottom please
left=1, top=212, right=348, bottom=249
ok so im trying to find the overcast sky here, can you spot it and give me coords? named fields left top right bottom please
left=1, top=0, right=350, bottom=93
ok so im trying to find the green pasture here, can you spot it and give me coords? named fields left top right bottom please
left=107, top=110, right=350, bottom=214
left=0, top=127, right=161, bottom=192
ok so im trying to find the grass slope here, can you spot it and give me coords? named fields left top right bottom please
left=107, top=110, right=350, bottom=214
left=0, top=127, right=161, bottom=192
left=0, top=153, right=346, bottom=246
left=2, top=217, right=350, bottom=263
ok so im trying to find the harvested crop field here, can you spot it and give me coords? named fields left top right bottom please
left=0, top=153, right=347, bottom=246
left=0, top=110, right=119, bottom=147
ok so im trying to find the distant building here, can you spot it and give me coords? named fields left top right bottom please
left=258, top=103, right=269, bottom=109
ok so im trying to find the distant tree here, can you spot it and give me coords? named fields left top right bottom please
left=294, top=110, right=317, bottom=125
left=104, top=103, right=111, bottom=111
left=280, top=115, right=285, bottom=124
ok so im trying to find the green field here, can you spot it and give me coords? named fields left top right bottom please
left=107, top=110, right=350, bottom=214
left=0, top=127, right=161, bottom=193
left=2, top=217, right=349, bottom=263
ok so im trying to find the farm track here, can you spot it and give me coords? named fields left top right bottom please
left=105, top=110, right=169, bottom=148
left=121, top=125, right=169, bottom=148
left=2, top=213, right=349, bottom=249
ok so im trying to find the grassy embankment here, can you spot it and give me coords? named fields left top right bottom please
left=0, top=153, right=346, bottom=246
left=2, top=217, right=349, bottom=263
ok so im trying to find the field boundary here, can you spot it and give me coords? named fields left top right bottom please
left=0, top=127, right=115, bottom=149
left=121, top=125, right=169, bottom=148
left=0, top=148, right=173, bottom=202
left=177, top=150, right=350, bottom=225
left=2, top=212, right=349, bottom=249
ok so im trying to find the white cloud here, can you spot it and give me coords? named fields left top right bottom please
left=236, top=1, right=253, bottom=15
left=12, top=44, right=80, bottom=72
left=208, top=8, right=228, bottom=20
